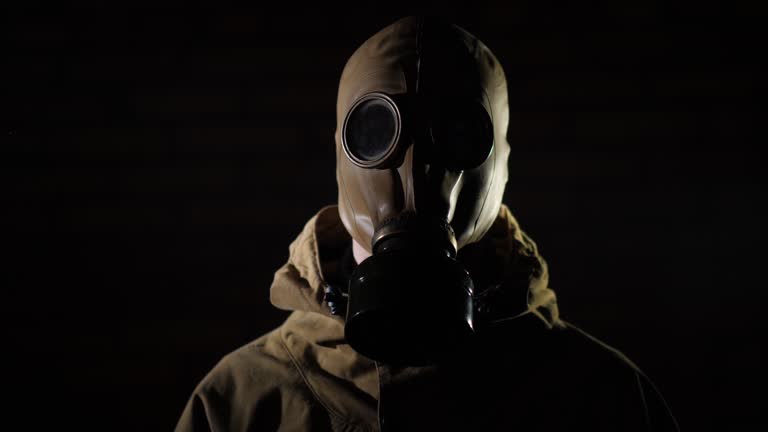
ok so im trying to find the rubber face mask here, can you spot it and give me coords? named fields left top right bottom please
left=334, top=17, right=511, bottom=365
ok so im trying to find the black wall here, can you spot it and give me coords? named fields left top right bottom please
left=5, top=2, right=765, bottom=430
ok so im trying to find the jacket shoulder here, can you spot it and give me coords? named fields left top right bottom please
left=552, top=321, right=680, bottom=432
left=175, top=327, right=324, bottom=432
left=475, top=315, right=679, bottom=431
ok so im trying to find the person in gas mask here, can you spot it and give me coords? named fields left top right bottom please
left=176, top=17, right=679, bottom=431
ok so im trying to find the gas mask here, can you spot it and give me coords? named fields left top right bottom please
left=333, top=17, right=511, bottom=365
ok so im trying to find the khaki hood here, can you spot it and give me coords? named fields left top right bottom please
left=270, top=204, right=561, bottom=328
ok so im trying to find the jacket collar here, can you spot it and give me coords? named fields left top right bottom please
left=269, top=204, right=561, bottom=328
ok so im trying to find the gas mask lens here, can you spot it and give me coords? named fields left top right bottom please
left=343, top=92, right=493, bottom=171
left=342, top=93, right=401, bottom=168
left=430, top=103, right=494, bottom=171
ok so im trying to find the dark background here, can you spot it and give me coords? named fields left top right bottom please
left=4, top=2, right=765, bottom=430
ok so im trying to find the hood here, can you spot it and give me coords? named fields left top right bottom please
left=270, top=204, right=561, bottom=328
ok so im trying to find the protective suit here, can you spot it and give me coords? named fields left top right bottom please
left=176, top=17, right=678, bottom=431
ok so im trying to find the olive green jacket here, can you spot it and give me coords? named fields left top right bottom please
left=176, top=205, right=677, bottom=431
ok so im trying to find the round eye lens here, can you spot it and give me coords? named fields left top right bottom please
left=343, top=96, right=400, bottom=166
left=430, top=104, right=494, bottom=170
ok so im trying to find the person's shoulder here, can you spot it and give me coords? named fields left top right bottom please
left=195, top=325, right=303, bottom=398
left=477, top=316, right=679, bottom=430
left=553, top=320, right=643, bottom=372
left=175, top=325, right=313, bottom=431
left=548, top=320, right=680, bottom=431
left=481, top=315, right=656, bottom=389
left=478, top=314, right=641, bottom=377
